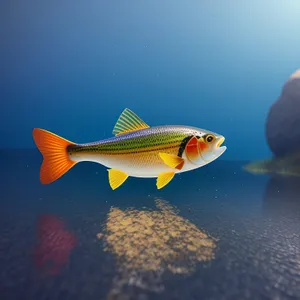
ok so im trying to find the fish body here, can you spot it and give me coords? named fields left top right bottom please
left=69, top=125, right=219, bottom=177
left=33, top=108, right=226, bottom=189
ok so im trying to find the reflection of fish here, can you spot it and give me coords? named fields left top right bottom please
left=243, top=150, right=300, bottom=177
left=33, top=214, right=77, bottom=276
left=33, top=108, right=226, bottom=190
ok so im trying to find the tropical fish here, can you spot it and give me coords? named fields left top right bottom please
left=32, top=108, right=227, bottom=190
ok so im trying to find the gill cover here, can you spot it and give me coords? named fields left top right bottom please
left=186, top=136, right=206, bottom=165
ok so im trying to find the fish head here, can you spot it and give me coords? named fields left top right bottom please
left=186, top=131, right=227, bottom=166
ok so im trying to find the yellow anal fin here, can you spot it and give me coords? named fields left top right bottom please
left=108, top=169, right=129, bottom=190
left=159, top=153, right=185, bottom=170
left=112, top=108, right=150, bottom=136
left=156, top=171, right=175, bottom=189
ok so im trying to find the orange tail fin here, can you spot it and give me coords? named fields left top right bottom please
left=32, top=128, right=77, bottom=184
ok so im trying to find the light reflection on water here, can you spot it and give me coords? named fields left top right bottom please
left=97, top=198, right=217, bottom=299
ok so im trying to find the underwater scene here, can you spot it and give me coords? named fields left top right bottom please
left=1, top=1, right=300, bottom=300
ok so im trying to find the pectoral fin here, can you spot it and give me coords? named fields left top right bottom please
left=159, top=153, right=185, bottom=170
left=156, top=171, right=175, bottom=189
left=108, top=169, right=128, bottom=190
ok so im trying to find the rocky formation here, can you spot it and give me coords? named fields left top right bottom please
left=265, top=70, right=300, bottom=157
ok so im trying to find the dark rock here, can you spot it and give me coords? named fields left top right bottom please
left=265, top=70, right=300, bottom=157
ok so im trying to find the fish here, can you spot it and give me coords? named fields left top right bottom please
left=32, top=108, right=227, bottom=190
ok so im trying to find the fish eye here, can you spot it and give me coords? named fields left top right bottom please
left=205, top=135, right=214, bottom=143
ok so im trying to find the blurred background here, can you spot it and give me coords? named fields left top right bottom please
left=1, top=0, right=300, bottom=160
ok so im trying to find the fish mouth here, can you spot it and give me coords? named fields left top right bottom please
left=214, top=136, right=226, bottom=156
left=216, top=136, right=225, bottom=148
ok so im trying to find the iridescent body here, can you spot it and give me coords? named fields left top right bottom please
left=32, top=108, right=227, bottom=190
left=69, top=126, right=224, bottom=177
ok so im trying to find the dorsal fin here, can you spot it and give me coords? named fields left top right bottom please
left=112, top=108, right=150, bottom=136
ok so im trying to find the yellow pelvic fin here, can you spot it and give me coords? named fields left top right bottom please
left=108, top=169, right=129, bottom=190
left=156, top=171, right=175, bottom=189
left=112, top=108, right=150, bottom=136
left=159, top=153, right=185, bottom=170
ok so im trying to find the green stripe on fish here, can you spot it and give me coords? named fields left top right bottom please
left=70, top=131, right=189, bottom=154
left=32, top=108, right=227, bottom=190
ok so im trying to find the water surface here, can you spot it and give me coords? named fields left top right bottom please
left=0, top=150, right=299, bottom=300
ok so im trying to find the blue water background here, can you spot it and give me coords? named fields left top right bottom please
left=2, top=0, right=300, bottom=160
left=1, top=2, right=300, bottom=300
